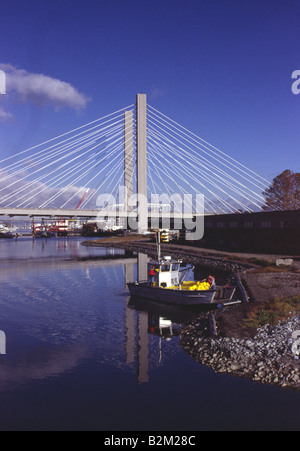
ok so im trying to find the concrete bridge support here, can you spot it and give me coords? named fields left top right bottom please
left=124, top=110, right=134, bottom=213
left=136, top=94, right=148, bottom=234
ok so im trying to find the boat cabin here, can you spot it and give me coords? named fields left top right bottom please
left=148, top=257, right=181, bottom=288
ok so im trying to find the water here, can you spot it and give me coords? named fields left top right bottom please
left=0, top=237, right=299, bottom=431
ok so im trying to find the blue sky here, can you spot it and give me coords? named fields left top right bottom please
left=0, top=0, right=300, bottom=183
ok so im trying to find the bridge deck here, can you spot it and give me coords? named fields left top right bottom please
left=0, top=207, right=200, bottom=219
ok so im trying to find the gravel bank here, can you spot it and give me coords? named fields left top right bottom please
left=180, top=315, right=300, bottom=390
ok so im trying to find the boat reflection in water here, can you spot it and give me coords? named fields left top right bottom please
left=124, top=253, right=212, bottom=384
left=127, top=296, right=209, bottom=381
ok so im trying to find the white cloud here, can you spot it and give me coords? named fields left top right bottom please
left=149, top=87, right=165, bottom=100
left=0, top=168, right=95, bottom=210
left=0, top=64, right=90, bottom=120
left=0, top=106, right=13, bottom=121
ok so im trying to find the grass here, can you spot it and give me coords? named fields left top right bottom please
left=246, top=257, right=275, bottom=266
left=249, top=265, right=294, bottom=274
left=244, top=295, right=300, bottom=328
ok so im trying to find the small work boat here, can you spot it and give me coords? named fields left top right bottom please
left=127, top=231, right=236, bottom=306
left=33, top=220, right=55, bottom=238
left=0, top=224, right=17, bottom=239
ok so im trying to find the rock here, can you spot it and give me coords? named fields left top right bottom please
left=276, top=258, right=293, bottom=266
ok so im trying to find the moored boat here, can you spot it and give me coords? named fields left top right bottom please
left=0, top=224, right=17, bottom=239
left=33, top=220, right=55, bottom=238
left=127, top=231, right=236, bottom=306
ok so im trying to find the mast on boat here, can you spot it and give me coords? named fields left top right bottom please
left=156, top=230, right=161, bottom=262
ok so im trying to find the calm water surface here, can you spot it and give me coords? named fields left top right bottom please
left=0, top=237, right=299, bottom=431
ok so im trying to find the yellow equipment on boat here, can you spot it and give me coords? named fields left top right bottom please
left=180, top=281, right=211, bottom=291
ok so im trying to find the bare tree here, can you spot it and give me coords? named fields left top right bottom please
left=263, top=170, right=300, bottom=210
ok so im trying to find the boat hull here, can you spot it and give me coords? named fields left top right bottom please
left=34, top=231, right=55, bottom=238
left=127, top=282, right=217, bottom=305
left=0, top=232, right=15, bottom=239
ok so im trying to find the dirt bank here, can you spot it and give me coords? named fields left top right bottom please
left=242, top=272, right=300, bottom=303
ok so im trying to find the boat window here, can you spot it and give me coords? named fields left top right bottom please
left=161, top=265, right=170, bottom=272
left=172, top=264, right=179, bottom=271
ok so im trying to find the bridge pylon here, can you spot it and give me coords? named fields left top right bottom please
left=136, top=93, right=148, bottom=233
left=124, top=109, right=134, bottom=213
left=124, top=94, right=148, bottom=233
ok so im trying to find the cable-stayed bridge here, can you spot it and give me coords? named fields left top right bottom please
left=0, top=94, right=270, bottom=232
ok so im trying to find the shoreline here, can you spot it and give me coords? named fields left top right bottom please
left=82, top=237, right=300, bottom=390
left=82, top=236, right=300, bottom=304
left=180, top=315, right=300, bottom=390
left=81, top=236, right=300, bottom=270
left=82, top=238, right=256, bottom=271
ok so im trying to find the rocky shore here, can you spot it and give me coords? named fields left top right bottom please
left=82, top=239, right=253, bottom=273
left=180, top=315, right=300, bottom=390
